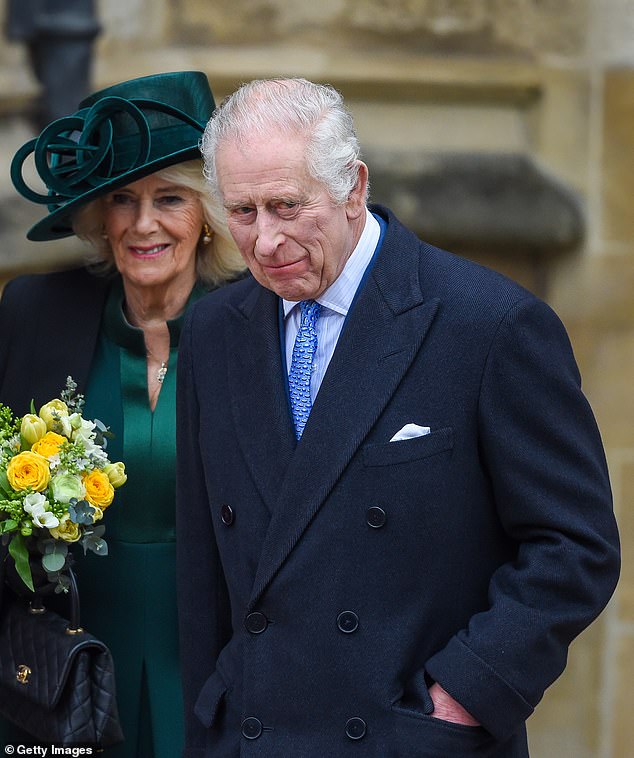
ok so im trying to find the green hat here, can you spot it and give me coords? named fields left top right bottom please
left=11, top=70, right=215, bottom=241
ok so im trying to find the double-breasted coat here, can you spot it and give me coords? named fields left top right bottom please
left=176, top=205, right=620, bottom=757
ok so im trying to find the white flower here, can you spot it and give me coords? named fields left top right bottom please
left=71, top=416, right=96, bottom=445
left=58, top=415, right=73, bottom=438
left=90, top=448, right=108, bottom=467
left=69, top=412, right=84, bottom=431
left=23, top=492, right=60, bottom=529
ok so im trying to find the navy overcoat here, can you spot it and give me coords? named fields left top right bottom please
left=176, top=205, right=620, bottom=757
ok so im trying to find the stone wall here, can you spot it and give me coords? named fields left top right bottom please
left=1, top=0, right=633, bottom=754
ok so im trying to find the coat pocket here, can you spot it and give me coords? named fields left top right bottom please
left=391, top=669, right=501, bottom=756
left=194, top=669, right=229, bottom=729
left=362, top=426, right=454, bottom=467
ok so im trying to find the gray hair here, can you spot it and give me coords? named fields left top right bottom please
left=200, top=78, right=368, bottom=205
left=72, top=160, right=246, bottom=287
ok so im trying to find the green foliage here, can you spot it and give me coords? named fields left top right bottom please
left=60, top=375, right=85, bottom=414
left=41, top=539, right=68, bottom=573
left=69, top=498, right=96, bottom=525
left=8, top=533, right=34, bottom=592
left=82, top=524, right=108, bottom=556
left=0, top=404, right=19, bottom=441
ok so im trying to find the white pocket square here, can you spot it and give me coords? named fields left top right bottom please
left=390, top=423, right=431, bottom=442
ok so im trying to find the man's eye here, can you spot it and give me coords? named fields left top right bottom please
left=276, top=202, right=299, bottom=217
left=230, top=206, right=255, bottom=217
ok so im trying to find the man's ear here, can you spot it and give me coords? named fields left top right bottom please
left=345, top=161, right=369, bottom=220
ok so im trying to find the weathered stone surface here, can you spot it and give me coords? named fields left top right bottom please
left=528, top=623, right=605, bottom=758
left=613, top=625, right=634, bottom=755
left=594, top=0, right=634, bottom=64
left=366, top=149, right=584, bottom=253
left=603, top=67, right=634, bottom=246
left=168, top=0, right=588, bottom=55
left=615, top=458, right=634, bottom=621
left=530, top=67, right=591, bottom=192
left=551, top=253, right=634, bottom=330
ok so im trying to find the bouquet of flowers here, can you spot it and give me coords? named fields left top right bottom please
left=0, top=377, right=126, bottom=593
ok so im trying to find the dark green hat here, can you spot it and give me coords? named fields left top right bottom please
left=11, top=70, right=215, bottom=241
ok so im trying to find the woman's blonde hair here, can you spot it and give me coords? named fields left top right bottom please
left=72, top=159, right=245, bottom=287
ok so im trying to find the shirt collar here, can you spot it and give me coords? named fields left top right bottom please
left=283, top=208, right=380, bottom=318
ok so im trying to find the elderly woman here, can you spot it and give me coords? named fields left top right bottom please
left=0, top=71, right=245, bottom=756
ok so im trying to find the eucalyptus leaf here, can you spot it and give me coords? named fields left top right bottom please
left=54, top=574, right=71, bottom=593
left=43, top=540, right=68, bottom=558
left=82, top=534, right=108, bottom=556
left=8, top=534, right=34, bottom=592
left=69, top=499, right=96, bottom=525
left=42, top=552, right=66, bottom=572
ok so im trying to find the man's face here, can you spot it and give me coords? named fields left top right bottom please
left=216, top=131, right=367, bottom=301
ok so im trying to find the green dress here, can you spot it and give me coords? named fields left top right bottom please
left=74, top=278, right=204, bottom=757
left=0, top=275, right=204, bottom=755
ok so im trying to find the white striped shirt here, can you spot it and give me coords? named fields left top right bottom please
left=283, top=209, right=381, bottom=401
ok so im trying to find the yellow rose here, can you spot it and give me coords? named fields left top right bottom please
left=103, top=462, right=127, bottom=488
left=38, top=399, right=69, bottom=432
left=83, top=470, right=114, bottom=508
left=49, top=514, right=81, bottom=542
left=6, top=451, right=50, bottom=492
left=31, top=431, right=66, bottom=458
left=91, top=506, right=104, bottom=521
left=20, top=414, right=47, bottom=447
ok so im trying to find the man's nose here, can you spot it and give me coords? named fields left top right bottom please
left=253, top=212, right=284, bottom=257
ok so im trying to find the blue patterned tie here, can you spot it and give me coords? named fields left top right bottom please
left=288, top=299, right=321, bottom=439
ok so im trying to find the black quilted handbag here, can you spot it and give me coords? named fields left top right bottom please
left=0, top=566, right=124, bottom=747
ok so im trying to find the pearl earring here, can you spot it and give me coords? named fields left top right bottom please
left=202, top=223, right=212, bottom=244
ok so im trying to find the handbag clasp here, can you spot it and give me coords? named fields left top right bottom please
left=16, top=664, right=31, bottom=684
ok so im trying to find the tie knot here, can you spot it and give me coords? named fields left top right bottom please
left=299, top=299, right=321, bottom=324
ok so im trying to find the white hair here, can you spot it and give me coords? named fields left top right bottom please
left=200, top=78, right=369, bottom=205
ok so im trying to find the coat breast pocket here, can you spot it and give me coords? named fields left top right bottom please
left=362, top=426, right=454, bottom=467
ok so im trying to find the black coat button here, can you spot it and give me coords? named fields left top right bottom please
left=367, top=506, right=386, bottom=528
left=345, top=717, right=366, bottom=740
left=221, top=504, right=234, bottom=526
left=245, top=611, right=268, bottom=634
left=241, top=716, right=263, bottom=739
left=337, top=611, right=359, bottom=634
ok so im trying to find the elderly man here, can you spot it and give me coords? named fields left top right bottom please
left=176, top=77, right=620, bottom=757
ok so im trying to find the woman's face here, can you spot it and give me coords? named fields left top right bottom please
left=102, top=173, right=203, bottom=292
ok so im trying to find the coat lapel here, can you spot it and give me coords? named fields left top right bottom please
left=225, top=284, right=296, bottom=514
left=248, top=220, right=440, bottom=607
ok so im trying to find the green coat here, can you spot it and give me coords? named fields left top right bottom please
left=0, top=269, right=204, bottom=756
